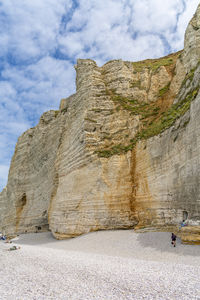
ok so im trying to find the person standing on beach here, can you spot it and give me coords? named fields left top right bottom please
left=171, top=233, right=176, bottom=247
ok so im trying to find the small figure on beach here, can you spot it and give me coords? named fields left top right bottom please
left=7, top=245, right=20, bottom=251
left=171, top=233, right=176, bottom=247
left=0, top=233, right=6, bottom=240
left=180, top=219, right=187, bottom=229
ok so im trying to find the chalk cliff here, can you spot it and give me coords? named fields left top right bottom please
left=0, top=4, right=200, bottom=243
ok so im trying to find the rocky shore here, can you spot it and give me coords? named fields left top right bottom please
left=0, top=230, right=199, bottom=299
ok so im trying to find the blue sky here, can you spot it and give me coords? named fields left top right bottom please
left=0, top=0, right=199, bottom=191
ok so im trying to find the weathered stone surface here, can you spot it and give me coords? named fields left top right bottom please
left=0, top=110, right=67, bottom=235
left=134, top=65, right=200, bottom=230
left=49, top=154, right=136, bottom=239
left=48, top=52, right=181, bottom=239
left=182, top=3, right=200, bottom=72
left=0, top=4, right=200, bottom=244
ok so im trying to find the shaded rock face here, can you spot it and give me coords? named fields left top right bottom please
left=134, top=65, right=200, bottom=230
left=0, top=4, right=200, bottom=243
left=0, top=110, right=66, bottom=234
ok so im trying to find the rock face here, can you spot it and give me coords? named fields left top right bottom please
left=0, top=4, right=200, bottom=243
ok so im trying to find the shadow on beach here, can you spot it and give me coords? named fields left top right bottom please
left=136, top=231, right=200, bottom=257
left=13, top=230, right=200, bottom=264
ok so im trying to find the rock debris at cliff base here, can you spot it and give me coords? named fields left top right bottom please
left=0, top=230, right=200, bottom=300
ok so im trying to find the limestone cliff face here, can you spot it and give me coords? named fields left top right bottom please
left=0, top=111, right=66, bottom=234
left=182, top=3, right=200, bottom=72
left=0, top=4, right=200, bottom=243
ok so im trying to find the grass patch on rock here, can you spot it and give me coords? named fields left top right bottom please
left=130, top=80, right=142, bottom=89
left=111, top=94, right=159, bottom=119
left=181, top=61, right=200, bottom=88
left=132, top=51, right=181, bottom=74
left=96, top=87, right=199, bottom=158
left=132, top=57, right=173, bottom=73
left=158, top=83, right=170, bottom=97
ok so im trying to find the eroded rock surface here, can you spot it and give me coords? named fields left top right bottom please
left=0, top=4, right=200, bottom=243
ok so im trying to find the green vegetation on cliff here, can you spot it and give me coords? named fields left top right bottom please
left=132, top=57, right=173, bottom=73
left=137, top=88, right=198, bottom=140
left=181, top=61, right=200, bottom=88
left=158, top=83, right=170, bottom=97
left=131, top=51, right=182, bottom=73
left=111, top=95, right=160, bottom=119
left=96, top=62, right=199, bottom=158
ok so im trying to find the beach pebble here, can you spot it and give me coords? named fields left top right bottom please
left=0, top=230, right=199, bottom=299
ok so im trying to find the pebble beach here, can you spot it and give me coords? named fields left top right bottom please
left=0, top=230, right=200, bottom=300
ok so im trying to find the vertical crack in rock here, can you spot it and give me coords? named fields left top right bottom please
left=16, top=193, right=27, bottom=230
left=48, top=119, right=67, bottom=225
left=131, top=142, right=158, bottom=230
left=130, top=147, right=138, bottom=223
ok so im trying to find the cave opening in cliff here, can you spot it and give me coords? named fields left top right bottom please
left=183, top=210, right=188, bottom=221
left=16, top=193, right=27, bottom=228
left=19, top=193, right=27, bottom=207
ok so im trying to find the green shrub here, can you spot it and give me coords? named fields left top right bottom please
left=158, top=83, right=170, bottom=97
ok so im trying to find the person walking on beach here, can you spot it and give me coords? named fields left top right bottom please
left=171, top=233, right=176, bottom=247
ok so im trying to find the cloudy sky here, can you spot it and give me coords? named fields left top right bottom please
left=0, top=0, right=199, bottom=191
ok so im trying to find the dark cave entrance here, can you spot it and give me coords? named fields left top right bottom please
left=183, top=210, right=188, bottom=221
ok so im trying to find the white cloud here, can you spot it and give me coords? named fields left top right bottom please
left=0, top=0, right=199, bottom=191
left=130, top=0, right=183, bottom=33
left=2, top=57, right=75, bottom=111
left=58, top=0, right=199, bottom=63
left=0, top=0, right=72, bottom=60
left=169, top=0, right=200, bottom=50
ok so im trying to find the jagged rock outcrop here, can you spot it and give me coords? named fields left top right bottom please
left=0, top=4, right=200, bottom=243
